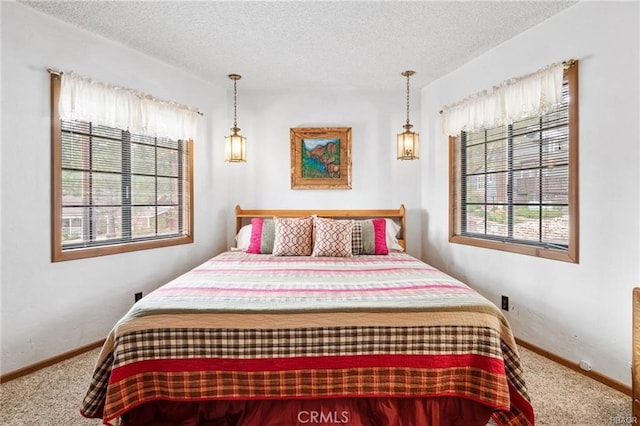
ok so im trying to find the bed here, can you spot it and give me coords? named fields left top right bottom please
left=81, top=206, right=534, bottom=426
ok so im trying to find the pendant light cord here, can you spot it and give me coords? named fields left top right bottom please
left=233, top=78, right=238, bottom=128
left=405, top=73, right=411, bottom=126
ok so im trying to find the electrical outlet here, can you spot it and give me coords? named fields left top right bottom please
left=134, top=292, right=143, bottom=303
left=501, top=295, right=509, bottom=311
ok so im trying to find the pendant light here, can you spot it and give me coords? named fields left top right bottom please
left=224, top=73, right=246, bottom=162
left=397, top=70, right=419, bottom=160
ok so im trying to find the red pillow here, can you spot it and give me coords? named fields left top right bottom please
left=372, top=218, right=388, bottom=255
left=246, top=218, right=275, bottom=254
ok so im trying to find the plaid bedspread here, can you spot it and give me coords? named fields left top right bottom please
left=80, top=252, right=534, bottom=425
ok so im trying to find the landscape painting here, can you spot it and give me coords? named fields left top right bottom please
left=302, top=137, right=341, bottom=178
left=290, top=127, right=351, bottom=189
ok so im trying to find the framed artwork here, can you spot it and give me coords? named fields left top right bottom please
left=290, top=127, right=352, bottom=190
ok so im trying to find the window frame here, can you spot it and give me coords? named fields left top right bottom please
left=449, top=63, right=579, bottom=263
left=50, top=73, right=194, bottom=262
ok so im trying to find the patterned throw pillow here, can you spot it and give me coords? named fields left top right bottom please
left=272, top=216, right=314, bottom=256
left=352, top=218, right=388, bottom=255
left=247, top=218, right=275, bottom=254
left=312, top=217, right=353, bottom=257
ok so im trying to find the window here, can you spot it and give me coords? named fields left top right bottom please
left=449, top=63, right=578, bottom=262
left=51, top=74, right=193, bottom=261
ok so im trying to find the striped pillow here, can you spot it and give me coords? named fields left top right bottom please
left=247, top=218, right=275, bottom=254
left=352, top=218, right=388, bottom=255
left=312, top=217, right=353, bottom=257
left=272, top=216, right=313, bottom=256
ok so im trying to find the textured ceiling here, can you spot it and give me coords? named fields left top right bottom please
left=21, top=1, right=576, bottom=91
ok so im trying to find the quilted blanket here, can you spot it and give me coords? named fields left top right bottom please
left=80, top=251, right=534, bottom=425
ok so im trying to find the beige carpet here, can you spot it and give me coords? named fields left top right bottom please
left=0, top=346, right=632, bottom=425
left=520, top=347, right=631, bottom=425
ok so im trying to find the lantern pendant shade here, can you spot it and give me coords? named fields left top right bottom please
left=224, top=73, right=247, bottom=163
left=397, top=70, right=419, bottom=160
left=397, top=126, right=420, bottom=160
left=224, top=128, right=246, bottom=162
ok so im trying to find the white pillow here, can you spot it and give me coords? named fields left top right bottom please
left=385, top=219, right=404, bottom=252
left=235, top=224, right=252, bottom=251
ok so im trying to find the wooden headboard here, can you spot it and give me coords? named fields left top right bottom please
left=235, top=205, right=406, bottom=250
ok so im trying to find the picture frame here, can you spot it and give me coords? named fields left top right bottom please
left=290, top=127, right=352, bottom=190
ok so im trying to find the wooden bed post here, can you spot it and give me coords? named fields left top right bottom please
left=235, top=205, right=243, bottom=236
left=399, top=204, right=406, bottom=247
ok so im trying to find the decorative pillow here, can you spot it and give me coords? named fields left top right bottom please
left=272, top=216, right=313, bottom=256
left=235, top=224, right=252, bottom=251
left=352, top=218, right=388, bottom=255
left=312, top=217, right=353, bottom=257
left=247, top=218, right=275, bottom=254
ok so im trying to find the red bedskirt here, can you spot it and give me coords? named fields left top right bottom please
left=120, top=396, right=495, bottom=426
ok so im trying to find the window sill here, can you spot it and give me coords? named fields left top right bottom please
left=449, top=234, right=578, bottom=263
left=52, top=234, right=193, bottom=262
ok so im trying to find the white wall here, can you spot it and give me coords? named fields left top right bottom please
left=421, top=1, right=639, bottom=386
left=0, top=3, right=229, bottom=374
left=7, top=0, right=635, bottom=385
left=2, top=1, right=637, bottom=389
left=223, top=87, right=423, bottom=255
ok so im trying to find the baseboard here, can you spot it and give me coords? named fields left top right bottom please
left=0, top=339, right=105, bottom=384
left=516, top=337, right=631, bottom=397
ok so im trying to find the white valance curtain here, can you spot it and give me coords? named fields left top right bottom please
left=59, top=71, right=200, bottom=141
left=441, top=62, right=565, bottom=136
